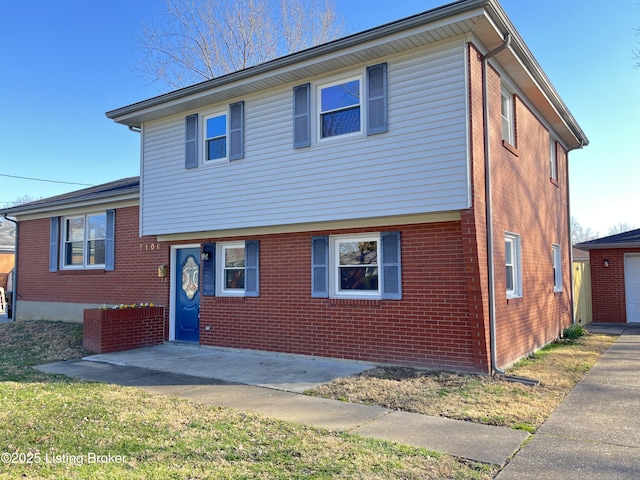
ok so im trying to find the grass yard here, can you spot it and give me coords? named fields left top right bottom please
left=0, top=321, right=495, bottom=479
left=309, top=333, right=616, bottom=433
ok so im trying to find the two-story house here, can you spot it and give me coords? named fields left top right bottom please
left=4, top=0, right=587, bottom=373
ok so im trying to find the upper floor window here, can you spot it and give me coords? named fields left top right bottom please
left=184, top=101, right=244, bottom=169
left=549, top=138, right=558, bottom=181
left=319, top=78, right=361, bottom=139
left=501, top=89, right=514, bottom=145
left=293, top=63, right=387, bottom=148
left=205, top=113, right=227, bottom=161
left=505, top=232, right=522, bottom=298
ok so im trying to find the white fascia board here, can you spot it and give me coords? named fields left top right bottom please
left=9, top=196, right=139, bottom=222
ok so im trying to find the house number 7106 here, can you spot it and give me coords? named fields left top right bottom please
left=139, top=243, right=161, bottom=251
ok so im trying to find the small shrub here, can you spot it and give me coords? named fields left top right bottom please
left=563, top=324, right=585, bottom=340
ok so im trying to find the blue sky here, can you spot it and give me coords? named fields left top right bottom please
left=1, top=1, right=638, bottom=237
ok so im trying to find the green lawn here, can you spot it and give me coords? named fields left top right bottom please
left=0, top=321, right=495, bottom=479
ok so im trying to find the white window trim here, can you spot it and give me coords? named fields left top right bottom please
left=552, top=244, right=562, bottom=292
left=505, top=232, right=522, bottom=298
left=501, top=88, right=515, bottom=145
left=549, top=138, right=558, bottom=181
left=61, top=212, right=106, bottom=270
left=330, top=233, right=381, bottom=299
left=216, top=241, right=246, bottom=296
left=203, top=110, right=228, bottom=164
left=316, top=74, right=364, bottom=143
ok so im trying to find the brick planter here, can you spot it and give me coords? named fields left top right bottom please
left=83, top=306, right=165, bottom=353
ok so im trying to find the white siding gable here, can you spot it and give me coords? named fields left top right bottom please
left=141, top=39, right=469, bottom=236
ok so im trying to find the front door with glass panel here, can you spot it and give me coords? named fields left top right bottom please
left=175, top=247, right=200, bottom=342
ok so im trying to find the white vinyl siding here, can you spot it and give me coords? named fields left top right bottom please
left=140, top=40, right=470, bottom=236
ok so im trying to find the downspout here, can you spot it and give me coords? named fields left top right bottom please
left=3, top=214, right=17, bottom=321
left=482, top=33, right=511, bottom=375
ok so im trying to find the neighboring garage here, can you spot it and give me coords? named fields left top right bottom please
left=577, top=229, right=640, bottom=323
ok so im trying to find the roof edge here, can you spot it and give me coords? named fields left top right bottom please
left=0, top=177, right=140, bottom=217
left=106, top=0, right=489, bottom=122
left=576, top=242, right=640, bottom=251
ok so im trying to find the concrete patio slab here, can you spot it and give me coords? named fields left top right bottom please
left=85, top=344, right=370, bottom=393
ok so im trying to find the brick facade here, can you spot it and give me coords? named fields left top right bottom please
left=588, top=248, right=640, bottom=323
left=16, top=206, right=170, bottom=316
left=466, top=43, right=573, bottom=368
left=196, top=222, right=480, bottom=371
left=83, top=306, right=165, bottom=353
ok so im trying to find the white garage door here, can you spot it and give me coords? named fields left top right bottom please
left=625, top=255, right=640, bottom=323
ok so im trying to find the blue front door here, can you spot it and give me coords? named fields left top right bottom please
left=175, top=247, right=200, bottom=342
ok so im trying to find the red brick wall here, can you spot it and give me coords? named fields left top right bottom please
left=16, top=206, right=170, bottom=314
left=462, top=43, right=492, bottom=373
left=83, top=306, right=165, bottom=353
left=589, top=248, right=640, bottom=323
left=196, top=222, right=481, bottom=371
left=467, top=43, right=573, bottom=368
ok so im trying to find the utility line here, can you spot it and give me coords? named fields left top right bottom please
left=0, top=173, right=94, bottom=186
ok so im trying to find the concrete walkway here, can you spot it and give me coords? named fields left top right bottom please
left=497, top=323, right=640, bottom=479
left=37, top=344, right=529, bottom=467
left=36, top=323, right=640, bottom=473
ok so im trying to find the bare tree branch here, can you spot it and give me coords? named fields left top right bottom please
left=608, top=222, right=637, bottom=235
left=137, top=0, right=348, bottom=91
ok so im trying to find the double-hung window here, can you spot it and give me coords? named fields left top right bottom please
left=205, top=113, right=227, bottom=161
left=311, top=232, right=401, bottom=300
left=184, top=101, right=244, bottom=169
left=319, top=77, right=362, bottom=139
left=552, top=244, right=562, bottom=292
left=52, top=211, right=115, bottom=271
left=219, top=242, right=246, bottom=295
left=293, top=63, right=387, bottom=148
left=505, top=233, right=522, bottom=298
left=549, top=138, right=558, bottom=181
left=501, top=88, right=515, bottom=145
left=201, top=240, right=259, bottom=297
left=334, top=234, right=379, bottom=296
left=64, top=214, right=106, bottom=267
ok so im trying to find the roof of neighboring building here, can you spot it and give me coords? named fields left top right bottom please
left=572, top=247, right=590, bottom=261
left=0, top=176, right=140, bottom=218
left=576, top=229, right=640, bottom=250
left=0, top=223, right=16, bottom=253
left=106, top=0, right=588, bottom=151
